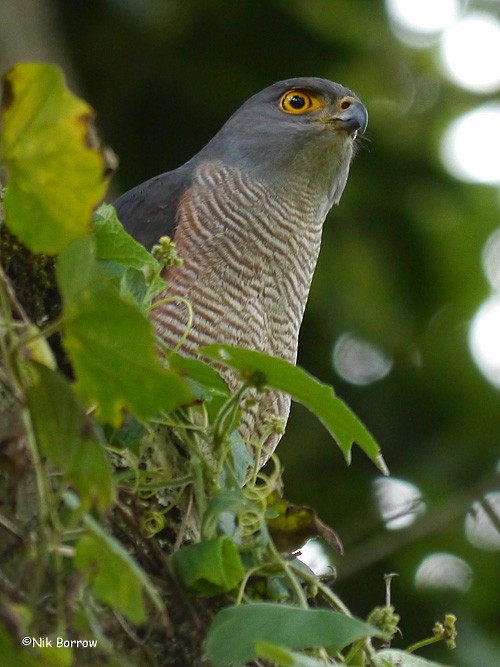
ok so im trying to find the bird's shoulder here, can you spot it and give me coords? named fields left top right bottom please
left=113, top=165, right=192, bottom=250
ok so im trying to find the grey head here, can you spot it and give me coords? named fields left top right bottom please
left=114, top=76, right=368, bottom=249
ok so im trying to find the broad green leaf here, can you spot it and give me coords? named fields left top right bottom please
left=205, top=602, right=385, bottom=666
left=93, top=204, right=156, bottom=270
left=70, top=437, right=113, bottom=510
left=171, top=537, right=244, bottom=595
left=75, top=514, right=164, bottom=623
left=56, top=235, right=192, bottom=425
left=55, top=232, right=98, bottom=301
left=93, top=204, right=165, bottom=304
left=201, top=344, right=388, bottom=473
left=26, top=363, right=112, bottom=509
left=1, top=62, right=109, bottom=253
left=27, top=364, right=82, bottom=467
left=378, top=650, right=453, bottom=667
left=75, top=533, right=146, bottom=623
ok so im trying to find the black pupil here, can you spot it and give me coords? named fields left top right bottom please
left=289, top=94, right=306, bottom=109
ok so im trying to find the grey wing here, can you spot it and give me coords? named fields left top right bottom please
left=113, top=167, right=191, bottom=250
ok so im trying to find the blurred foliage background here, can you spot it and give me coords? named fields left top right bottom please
left=2, top=1, right=500, bottom=664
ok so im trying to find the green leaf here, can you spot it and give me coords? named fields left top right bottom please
left=26, top=363, right=112, bottom=509
left=168, top=352, right=230, bottom=401
left=36, top=646, right=73, bottom=667
left=254, top=641, right=294, bottom=665
left=0, top=626, right=37, bottom=667
left=205, top=602, right=385, bottom=666
left=70, top=437, right=113, bottom=510
left=92, top=204, right=165, bottom=304
left=75, top=533, right=146, bottom=622
left=1, top=62, right=108, bottom=254
left=378, top=650, right=453, bottom=667
left=228, top=430, right=254, bottom=487
left=201, top=489, right=250, bottom=540
left=55, top=233, right=99, bottom=300
left=201, top=344, right=387, bottom=473
left=26, top=364, right=83, bottom=467
left=93, top=204, right=156, bottom=270
left=75, top=515, right=163, bottom=623
left=171, top=537, right=244, bottom=595
left=255, top=642, right=329, bottom=666
left=107, top=417, right=145, bottom=455
left=56, top=234, right=192, bottom=425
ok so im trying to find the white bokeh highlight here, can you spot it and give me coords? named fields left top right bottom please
left=482, top=228, right=500, bottom=291
left=332, top=333, right=393, bottom=386
left=297, top=539, right=331, bottom=575
left=373, top=477, right=426, bottom=530
left=469, top=296, right=500, bottom=388
left=440, top=105, right=500, bottom=185
left=386, top=0, right=459, bottom=35
left=415, top=553, right=473, bottom=592
left=440, top=13, right=500, bottom=93
left=466, top=493, right=500, bottom=551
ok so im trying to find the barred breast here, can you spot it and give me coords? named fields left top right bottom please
left=153, top=160, right=327, bottom=459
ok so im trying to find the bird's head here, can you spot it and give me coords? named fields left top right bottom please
left=195, top=76, right=368, bottom=208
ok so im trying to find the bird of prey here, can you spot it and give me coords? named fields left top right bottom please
left=114, top=77, right=367, bottom=459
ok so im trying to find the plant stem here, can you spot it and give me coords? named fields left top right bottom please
left=406, top=635, right=441, bottom=653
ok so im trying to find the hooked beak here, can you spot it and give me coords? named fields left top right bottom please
left=335, top=99, right=368, bottom=135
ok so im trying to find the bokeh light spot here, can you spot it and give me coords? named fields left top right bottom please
left=469, top=296, right=500, bottom=387
left=440, top=105, right=500, bottom=184
left=373, top=477, right=426, bottom=530
left=415, top=553, right=473, bottom=592
left=332, top=333, right=392, bottom=386
left=465, top=493, right=500, bottom=551
left=297, top=539, right=331, bottom=575
left=482, top=228, right=500, bottom=291
left=386, top=0, right=459, bottom=35
left=440, top=12, right=500, bottom=93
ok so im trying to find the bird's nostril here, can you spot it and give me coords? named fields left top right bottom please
left=340, top=99, right=352, bottom=110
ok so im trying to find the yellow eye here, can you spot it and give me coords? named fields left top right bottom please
left=279, top=90, right=322, bottom=115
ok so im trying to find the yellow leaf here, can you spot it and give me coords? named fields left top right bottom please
left=1, top=62, right=111, bottom=253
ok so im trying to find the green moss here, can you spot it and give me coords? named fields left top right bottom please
left=0, top=220, right=60, bottom=326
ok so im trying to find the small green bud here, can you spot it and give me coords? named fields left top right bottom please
left=367, top=605, right=400, bottom=638
left=151, top=235, right=183, bottom=267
